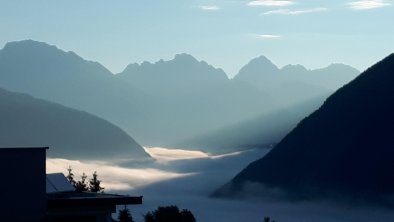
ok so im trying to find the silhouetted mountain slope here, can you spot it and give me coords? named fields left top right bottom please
left=0, top=88, right=150, bottom=160
left=214, top=54, right=394, bottom=206
left=233, top=56, right=359, bottom=106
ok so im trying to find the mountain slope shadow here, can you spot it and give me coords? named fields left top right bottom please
left=0, top=88, right=151, bottom=160
left=214, top=53, right=394, bottom=207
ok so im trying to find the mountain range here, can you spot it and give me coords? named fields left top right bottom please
left=118, top=53, right=277, bottom=146
left=0, top=88, right=150, bottom=160
left=214, top=54, right=394, bottom=207
left=234, top=55, right=359, bottom=106
left=0, top=40, right=360, bottom=152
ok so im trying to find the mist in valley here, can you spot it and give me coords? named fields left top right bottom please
left=47, top=147, right=394, bottom=222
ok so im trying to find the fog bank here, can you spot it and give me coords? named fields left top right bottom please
left=47, top=147, right=394, bottom=222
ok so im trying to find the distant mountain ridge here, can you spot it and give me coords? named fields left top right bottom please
left=234, top=55, right=359, bottom=90
left=0, top=40, right=360, bottom=151
left=119, top=53, right=228, bottom=95
left=233, top=56, right=360, bottom=106
left=119, top=52, right=280, bottom=146
left=0, top=87, right=150, bottom=160
left=214, top=54, right=394, bottom=207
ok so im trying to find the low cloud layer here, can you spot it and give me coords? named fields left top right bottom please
left=46, top=158, right=190, bottom=191
left=47, top=147, right=394, bottom=221
left=46, top=147, right=256, bottom=191
left=144, top=147, right=208, bottom=163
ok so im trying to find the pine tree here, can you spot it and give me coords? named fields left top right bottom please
left=264, top=217, right=276, bottom=222
left=118, top=206, right=134, bottom=222
left=66, top=166, right=76, bottom=188
left=180, top=209, right=196, bottom=222
left=144, top=205, right=196, bottom=222
left=75, top=172, right=88, bottom=192
left=144, top=213, right=155, bottom=222
left=89, top=171, right=104, bottom=193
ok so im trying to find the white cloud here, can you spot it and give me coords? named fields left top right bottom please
left=144, top=147, right=208, bottom=163
left=347, top=0, right=391, bottom=10
left=199, top=5, right=221, bottom=11
left=262, top=7, right=327, bottom=15
left=248, top=0, right=295, bottom=7
left=257, top=34, right=282, bottom=39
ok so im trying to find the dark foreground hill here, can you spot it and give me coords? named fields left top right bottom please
left=214, top=54, right=394, bottom=207
left=0, top=88, right=151, bottom=160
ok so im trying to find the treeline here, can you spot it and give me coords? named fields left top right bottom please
left=66, top=166, right=104, bottom=193
left=115, top=205, right=196, bottom=222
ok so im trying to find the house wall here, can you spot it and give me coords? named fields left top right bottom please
left=0, top=147, right=47, bottom=222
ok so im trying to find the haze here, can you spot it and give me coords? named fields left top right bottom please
left=1, top=0, right=393, bottom=76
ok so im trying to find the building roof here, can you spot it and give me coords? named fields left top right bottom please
left=47, top=192, right=143, bottom=207
left=0, top=147, right=48, bottom=150
left=46, top=173, right=75, bottom=193
left=0, top=146, right=49, bottom=150
left=46, top=173, right=143, bottom=207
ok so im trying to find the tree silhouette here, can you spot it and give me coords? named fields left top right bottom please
left=89, top=171, right=104, bottom=193
left=75, top=172, right=88, bottom=192
left=144, top=212, right=155, bottom=222
left=67, top=169, right=104, bottom=193
left=66, top=166, right=76, bottom=188
left=264, top=216, right=276, bottom=222
left=144, top=205, right=196, bottom=222
left=180, top=209, right=196, bottom=222
left=118, top=206, right=134, bottom=222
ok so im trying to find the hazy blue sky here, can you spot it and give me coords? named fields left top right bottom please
left=1, top=0, right=393, bottom=77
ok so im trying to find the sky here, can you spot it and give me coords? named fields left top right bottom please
left=0, top=0, right=393, bottom=77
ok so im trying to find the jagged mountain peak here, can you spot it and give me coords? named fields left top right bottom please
left=0, top=39, right=113, bottom=79
left=118, top=53, right=229, bottom=89
left=173, top=53, right=198, bottom=63
left=234, top=55, right=280, bottom=82
left=243, top=55, right=278, bottom=71
left=3, top=39, right=53, bottom=50
left=2, top=39, right=78, bottom=60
